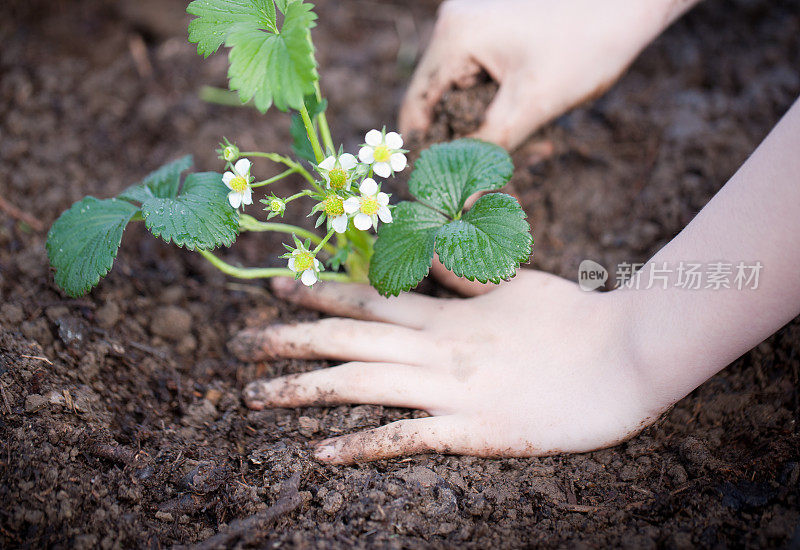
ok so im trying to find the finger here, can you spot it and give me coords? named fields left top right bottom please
left=313, top=416, right=471, bottom=464
left=399, top=26, right=479, bottom=136
left=271, top=277, right=443, bottom=329
left=430, top=253, right=497, bottom=297
left=470, top=79, right=550, bottom=150
left=399, top=57, right=459, bottom=135
left=244, top=361, right=447, bottom=411
left=229, top=318, right=437, bottom=365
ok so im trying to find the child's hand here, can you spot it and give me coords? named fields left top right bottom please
left=400, top=0, right=692, bottom=149
left=234, top=271, right=659, bottom=464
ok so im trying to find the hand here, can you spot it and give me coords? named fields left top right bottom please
left=400, top=0, right=686, bottom=149
left=232, top=271, right=662, bottom=464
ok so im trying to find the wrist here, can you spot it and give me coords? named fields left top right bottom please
left=601, top=284, right=690, bottom=420
left=608, top=278, right=731, bottom=417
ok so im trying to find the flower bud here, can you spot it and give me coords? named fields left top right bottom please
left=223, top=145, right=240, bottom=162
left=269, top=197, right=286, bottom=214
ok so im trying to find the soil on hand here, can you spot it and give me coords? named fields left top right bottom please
left=2, top=0, right=800, bottom=547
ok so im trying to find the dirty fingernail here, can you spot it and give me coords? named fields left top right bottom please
left=243, top=382, right=269, bottom=408
left=314, top=444, right=336, bottom=461
left=245, top=399, right=264, bottom=410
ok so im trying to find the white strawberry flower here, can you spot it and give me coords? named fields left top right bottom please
left=316, top=193, right=349, bottom=234
left=286, top=243, right=323, bottom=286
left=358, top=129, right=407, bottom=178
left=317, top=153, right=358, bottom=191
left=343, top=178, right=392, bottom=231
left=222, top=158, right=253, bottom=209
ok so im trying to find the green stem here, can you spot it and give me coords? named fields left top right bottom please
left=283, top=190, right=313, bottom=203
left=198, top=249, right=351, bottom=282
left=251, top=168, right=296, bottom=188
left=314, top=82, right=334, bottom=153
left=313, top=228, right=335, bottom=254
left=238, top=214, right=336, bottom=255
left=239, top=152, right=317, bottom=186
left=299, top=102, right=324, bottom=164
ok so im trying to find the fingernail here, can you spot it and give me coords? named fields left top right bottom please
left=314, top=445, right=336, bottom=461
left=243, top=382, right=270, bottom=409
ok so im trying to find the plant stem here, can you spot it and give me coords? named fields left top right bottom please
left=284, top=190, right=314, bottom=203
left=238, top=214, right=336, bottom=255
left=313, top=228, right=335, bottom=254
left=239, top=152, right=318, bottom=187
left=299, top=102, right=324, bottom=164
left=314, top=82, right=334, bottom=153
left=198, top=249, right=351, bottom=282
left=251, top=168, right=297, bottom=188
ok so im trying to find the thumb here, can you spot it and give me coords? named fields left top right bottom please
left=470, top=77, right=550, bottom=150
left=399, top=51, right=481, bottom=137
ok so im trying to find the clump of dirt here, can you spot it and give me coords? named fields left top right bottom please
left=2, top=0, right=800, bottom=548
left=425, top=74, right=499, bottom=143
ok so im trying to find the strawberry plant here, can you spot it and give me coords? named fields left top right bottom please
left=46, top=0, right=533, bottom=298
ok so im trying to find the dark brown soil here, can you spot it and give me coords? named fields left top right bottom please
left=2, top=0, right=800, bottom=547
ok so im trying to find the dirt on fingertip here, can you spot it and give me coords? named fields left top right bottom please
left=2, top=0, right=800, bottom=548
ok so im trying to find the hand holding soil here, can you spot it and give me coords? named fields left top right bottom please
left=400, top=0, right=699, bottom=149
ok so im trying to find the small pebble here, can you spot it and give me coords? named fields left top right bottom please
left=204, top=388, right=222, bottom=406
left=154, top=511, right=174, bottom=522
left=150, top=306, right=192, bottom=341
left=25, top=394, right=48, bottom=413
left=322, top=491, right=344, bottom=515
left=298, top=416, right=320, bottom=437
left=0, top=303, right=23, bottom=325
left=95, top=302, right=121, bottom=328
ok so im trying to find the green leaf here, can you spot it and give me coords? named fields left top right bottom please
left=368, top=202, right=448, bottom=297
left=408, top=139, right=513, bottom=217
left=264, top=0, right=277, bottom=32
left=226, top=1, right=318, bottom=112
left=435, top=193, right=532, bottom=284
left=290, top=95, right=327, bottom=162
left=141, top=172, right=240, bottom=250
left=119, top=155, right=193, bottom=203
left=187, top=0, right=281, bottom=57
left=46, top=197, right=140, bottom=297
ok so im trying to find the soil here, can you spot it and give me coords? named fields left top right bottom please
left=2, top=0, right=800, bottom=547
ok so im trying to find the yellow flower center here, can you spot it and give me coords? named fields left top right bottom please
left=328, top=168, right=347, bottom=189
left=361, top=196, right=380, bottom=215
left=373, top=145, right=391, bottom=163
left=230, top=176, right=248, bottom=192
left=269, top=199, right=284, bottom=212
left=323, top=195, right=344, bottom=217
left=293, top=251, right=315, bottom=272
